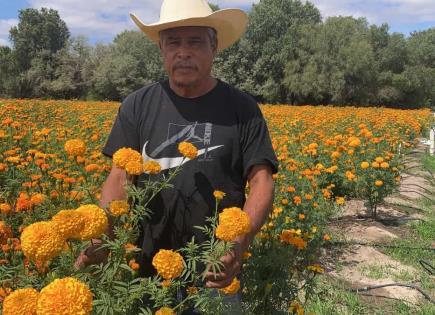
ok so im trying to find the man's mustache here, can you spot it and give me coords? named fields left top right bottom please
left=173, top=62, right=198, bottom=71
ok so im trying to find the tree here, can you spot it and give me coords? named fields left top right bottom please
left=0, top=46, right=18, bottom=97
left=9, top=8, right=70, bottom=73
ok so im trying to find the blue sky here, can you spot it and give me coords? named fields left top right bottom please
left=0, top=0, right=434, bottom=47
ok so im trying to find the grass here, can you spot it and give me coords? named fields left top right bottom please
left=421, top=153, right=435, bottom=173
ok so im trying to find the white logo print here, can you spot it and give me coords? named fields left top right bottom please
left=142, top=141, right=223, bottom=171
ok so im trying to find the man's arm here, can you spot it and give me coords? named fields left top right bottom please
left=74, top=166, right=128, bottom=269
left=205, top=164, right=274, bottom=288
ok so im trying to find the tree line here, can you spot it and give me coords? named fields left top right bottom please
left=0, top=0, right=434, bottom=108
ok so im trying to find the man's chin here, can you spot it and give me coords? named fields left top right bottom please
left=173, top=78, right=199, bottom=89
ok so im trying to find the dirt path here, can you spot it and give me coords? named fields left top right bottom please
left=325, top=141, right=434, bottom=305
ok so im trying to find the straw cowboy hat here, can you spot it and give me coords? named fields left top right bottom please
left=130, top=0, right=248, bottom=51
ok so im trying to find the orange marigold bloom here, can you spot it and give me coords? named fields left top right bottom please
left=74, top=204, right=108, bottom=240
left=293, top=196, right=302, bottom=205
left=178, top=141, right=198, bottom=159
left=20, top=221, right=65, bottom=263
left=213, top=190, right=226, bottom=200
left=0, top=203, right=11, bottom=215
left=375, top=180, right=383, bottom=187
left=52, top=210, right=86, bottom=239
left=215, top=207, right=251, bottom=242
left=124, top=160, right=143, bottom=175
left=64, top=139, right=86, bottom=156
left=2, top=288, right=38, bottom=315
left=109, top=200, right=129, bottom=217
left=155, top=307, right=175, bottom=315
left=37, top=277, right=93, bottom=315
left=219, top=277, right=241, bottom=295
left=112, top=147, right=143, bottom=169
left=152, top=249, right=184, bottom=280
left=143, top=160, right=161, bottom=174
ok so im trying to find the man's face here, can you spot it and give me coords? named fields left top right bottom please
left=159, top=26, right=216, bottom=89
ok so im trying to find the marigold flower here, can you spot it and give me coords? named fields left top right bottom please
left=112, top=147, right=143, bottom=169
left=37, top=277, right=93, bottom=315
left=289, top=300, right=304, bottom=315
left=129, top=259, right=140, bottom=271
left=336, top=197, right=345, bottom=205
left=155, top=307, right=175, bottom=315
left=74, top=204, right=108, bottom=240
left=20, top=221, right=65, bottom=263
left=52, top=210, right=86, bottom=239
left=306, top=264, right=324, bottom=273
left=30, top=193, right=46, bottom=206
left=152, top=249, right=184, bottom=280
left=109, top=200, right=129, bottom=217
left=380, top=162, right=389, bottom=168
left=0, top=203, right=11, bottom=215
left=293, top=196, right=302, bottom=205
left=178, top=141, right=198, bottom=159
left=219, top=277, right=240, bottom=295
left=64, top=139, right=86, bottom=156
left=84, top=164, right=99, bottom=172
left=215, top=207, right=251, bottom=242
left=2, top=288, right=38, bottom=315
left=347, top=137, right=361, bottom=147
left=213, top=190, right=226, bottom=200
left=280, top=230, right=307, bottom=250
left=375, top=180, right=383, bottom=187
left=125, top=160, right=143, bottom=175
left=360, top=161, right=369, bottom=169
left=143, top=160, right=161, bottom=174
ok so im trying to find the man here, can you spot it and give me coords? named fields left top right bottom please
left=76, top=0, right=278, bottom=308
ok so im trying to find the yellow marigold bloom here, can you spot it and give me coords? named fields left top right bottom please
left=375, top=180, right=383, bottom=187
left=155, top=307, right=175, bottom=315
left=219, top=277, right=240, bottom=295
left=152, top=249, right=184, bottom=280
left=336, top=197, right=345, bottom=205
left=347, top=136, right=361, bottom=147
left=213, top=190, right=226, bottom=200
left=2, top=288, right=38, bottom=315
left=380, top=162, right=389, bottom=168
left=360, top=161, right=369, bottom=169
left=306, top=264, right=324, bottom=273
left=143, top=160, right=161, bottom=174
left=74, top=205, right=108, bottom=240
left=37, top=277, right=93, bottom=315
left=375, top=156, right=384, bottom=163
left=112, top=147, right=143, bottom=169
left=109, top=200, right=129, bottom=217
left=178, top=141, right=198, bottom=159
left=215, top=207, right=251, bottom=242
left=331, top=151, right=340, bottom=158
left=21, top=221, right=64, bottom=263
left=372, top=161, right=380, bottom=168
left=125, top=160, right=143, bottom=175
left=64, top=139, right=86, bottom=156
left=52, top=209, right=86, bottom=239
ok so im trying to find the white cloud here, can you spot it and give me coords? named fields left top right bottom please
left=0, top=19, right=18, bottom=47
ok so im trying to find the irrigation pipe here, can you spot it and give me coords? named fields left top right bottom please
left=350, top=283, right=434, bottom=304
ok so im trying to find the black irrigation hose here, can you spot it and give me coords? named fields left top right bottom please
left=350, top=283, right=435, bottom=304
left=328, top=240, right=435, bottom=252
left=419, top=260, right=435, bottom=275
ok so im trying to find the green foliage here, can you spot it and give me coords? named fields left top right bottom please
left=0, top=3, right=433, bottom=108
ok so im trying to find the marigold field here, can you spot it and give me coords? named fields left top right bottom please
left=0, top=99, right=432, bottom=315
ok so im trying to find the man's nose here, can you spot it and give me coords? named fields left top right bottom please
left=176, top=41, right=192, bottom=58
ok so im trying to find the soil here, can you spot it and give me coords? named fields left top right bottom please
left=324, top=141, right=435, bottom=306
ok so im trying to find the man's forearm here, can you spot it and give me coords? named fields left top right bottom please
left=238, top=165, right=274, bottom=251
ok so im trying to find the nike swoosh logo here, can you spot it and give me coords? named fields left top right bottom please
left=142, top=141, right=224, bottom=171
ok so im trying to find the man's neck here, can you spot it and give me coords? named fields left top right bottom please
left=169, top=77, right=217, bottom=98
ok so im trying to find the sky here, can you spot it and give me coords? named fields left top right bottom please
left=0, top=0, right=434, bottom=47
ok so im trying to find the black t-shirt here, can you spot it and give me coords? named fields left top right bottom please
left=103, top=79, right=278, bottom=276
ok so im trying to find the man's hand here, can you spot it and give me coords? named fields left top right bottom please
left=205, top=242, right=244, bottom=288
left=74, top=241, right=109, bottom=270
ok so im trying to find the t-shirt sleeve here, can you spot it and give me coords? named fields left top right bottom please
left=240, top=103, right=279, bottom=180
left=102, top=94, right=140, bottom=158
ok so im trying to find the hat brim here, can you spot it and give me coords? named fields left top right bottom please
left=130, top=9, right=248, bottom=52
